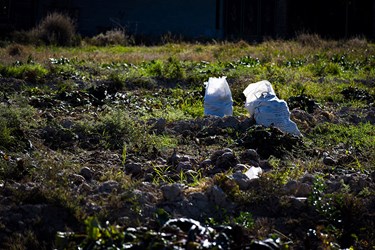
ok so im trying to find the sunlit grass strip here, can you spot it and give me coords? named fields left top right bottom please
left=311, top=122, right=375, bottom=151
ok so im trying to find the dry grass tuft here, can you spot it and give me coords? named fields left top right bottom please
left=88, top=29, right=132, bottom=46
left=344, top=37, right=369, bottom=50
left=295, top=33, right=324, bottom=47
left=7, top=44, right=25, bottom=56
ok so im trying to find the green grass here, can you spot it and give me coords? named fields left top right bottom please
left=0, top=63, right=48, bottom=82
left=0, top=98, right=37, bottom=151
left=311, top=122, right=375, bottom=151
left=308, top=122, right=375, bottom=171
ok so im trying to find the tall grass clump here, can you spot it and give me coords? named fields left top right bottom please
left=34, top=12, right=78, bottom=46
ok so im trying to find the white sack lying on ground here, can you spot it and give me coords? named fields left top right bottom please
left=243, top=80, right=302, bottom=136
left=204, top=77, right=233, bottom=117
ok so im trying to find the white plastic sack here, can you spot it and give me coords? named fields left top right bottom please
left=244, top=166, right=263, bottom=180
left=243, top=80, right=276, bottom=114
left=244, top=80, right=301, bottom=136
left=204, top=77, right=233, bottom=117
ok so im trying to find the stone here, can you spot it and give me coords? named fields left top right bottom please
left=364, top=111, right=375, bottom=124
left=325, top=180, right=342, bottom=193
left=80, top=167, right=93, bottom=181
left=232, top=171, right=250, bottom=190
left=189, top=192, right=209, bottom=209
left=295, top=183, right=312, bottom=197
left=180, top=155, right=197, bottom=164
left=215, top=116, right=240, bottom=129
left=199, top=159, right=212, bottom=169
left=210, top=150, right=225, bottom=163
left=177, top=161, right=192, bottom=172
left=133, top=189, right=157, bottom=204
left=125, top=162, right=143, bottom=177
left=69, top=174, right=86, bottom=185
left=99, top=180, right=119, bottom=193
left=289, top=197, right=308, bottom=210
left=233, top=164, right=250, bottom=172
left=61, top=119, right=74, bottom=129
left=291, top=109, right=315, bottom=123
left=371, top=171, right=375, bottom=181
left=78, top=183, right=92, bottom=193
left=209, top=185, right=228, bottom=207
left=156, top=157, right=167, bottom=165
left=185, top=192, right=211, bottom=219
left=150, top=118, right=166, bottom=134
left=284, top=180, right=298, bottom=195
left=259, top=160, right=272, bottom=170
left=301, top=173, right=315, bottom=184
left=240, top=149, right=260, bottom=164
left=215, top=151, right=238, bottom=170
left=238, top=117, right=256, bottom=132
left=168, top=149, right=181, bottom=166
left=323, top=156, right=337, bottom=166
left=161, top=183, right=184, bottom=201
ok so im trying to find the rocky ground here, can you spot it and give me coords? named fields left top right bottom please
left=0, top=77, right=375, bottom=249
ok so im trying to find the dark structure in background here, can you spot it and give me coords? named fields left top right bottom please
left=287, top=0, right=374, bottom=39
left=0, top=0, right=38, bottom=34
left=223, top=0, right=375, bottom=40
left=223, top=0, right=286, bottom=40
left=1, top=0, right=374, bottom=41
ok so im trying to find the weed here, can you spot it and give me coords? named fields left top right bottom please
left=164, top=57, right=186, bottom=79
left=266, top=158, right=305, bottom=185
left=152, top=165, right=174, bottom=184
left=149, top=134, right=178, bottom=153
left=107, top=71, right=126, bottom=90
left=96, top=109, right=140, bottom=150
left=121, top=144, right=127, bottom=167
left=213, top=173, right=240, bottom=200
left=179, top=97, right=203, bottom=118
left=187, top=169, right=203, bottom=186
left=308, top=176, right=342, bottom=225
left=145, top=60, right=164, bottom=77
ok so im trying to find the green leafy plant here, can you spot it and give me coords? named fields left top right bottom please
left=233, top=211, right=254, bottom=229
